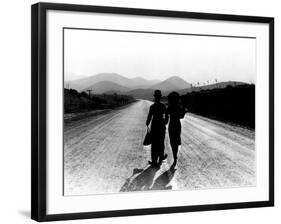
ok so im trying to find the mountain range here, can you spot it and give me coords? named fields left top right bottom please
left=65, top=73, right=247, bottom=99
left=65, top=73, right=191, bottom=94
left=66, top=73, right=161, bottom=92
left=84, top=81, right=131, bottom=94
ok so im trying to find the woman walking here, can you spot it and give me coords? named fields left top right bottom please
left=167, top=92, right=187, bottom=168
left=146, top=90, right=168, bottom=167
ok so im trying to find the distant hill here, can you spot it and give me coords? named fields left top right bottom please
left=177, top=81, right=247, bottom=95
left=130, top=77, right=160, bottom=88
left=66, top=73, right=133, bottom=91
left=123, top=88, right=155, bottom=100
left=82, top=81, right=131, bottom=94
left=64, top=72, right=86, bottom=82
left=122, top=81, right=248, bottom=100
left=150, top=76, right=192, bottom=91
left=66, top=73, right=160, bottom=91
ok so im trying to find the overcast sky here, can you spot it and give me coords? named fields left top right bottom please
left=64, top=29, right=256, bottom=84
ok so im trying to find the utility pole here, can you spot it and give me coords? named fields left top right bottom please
left=87, top=89, right=93, bottom=98
left=86, top=89, right=93, bottom=111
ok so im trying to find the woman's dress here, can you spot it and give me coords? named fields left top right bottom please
left=167, top=106, right=185, bottom=147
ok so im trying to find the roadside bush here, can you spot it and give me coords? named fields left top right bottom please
left=181, top=84, right=255, bottom=129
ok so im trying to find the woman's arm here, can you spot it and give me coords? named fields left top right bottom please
left=179, top=106, right=187, bottom=119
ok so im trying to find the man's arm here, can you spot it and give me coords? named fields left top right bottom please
left=146, top=106, right=152, bottom=126
left=164, top=106, right=169, bottom=125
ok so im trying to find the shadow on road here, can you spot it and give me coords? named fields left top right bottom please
left=120, top=165, right=176, bottom=192
left=150, top=166, right=176, bottom=190
left=120, top=166, right=159, bottom=192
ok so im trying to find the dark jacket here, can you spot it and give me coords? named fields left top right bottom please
left=146, top=102, right=168, bottom=132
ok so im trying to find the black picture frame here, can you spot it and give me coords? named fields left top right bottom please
left=31, top=2, right=274, bottom=222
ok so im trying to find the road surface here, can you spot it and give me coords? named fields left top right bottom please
left=64, top=100, right=255, bottom=196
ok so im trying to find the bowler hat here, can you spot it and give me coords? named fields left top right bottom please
left=154, top=90, right=162, bottom=97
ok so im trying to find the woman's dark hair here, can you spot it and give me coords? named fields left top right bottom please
left=168, top=91, right=180, bottom=105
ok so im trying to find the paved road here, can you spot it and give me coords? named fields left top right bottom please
left=64, top=100, right=255, bottom=196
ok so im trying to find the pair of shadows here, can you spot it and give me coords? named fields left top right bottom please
left=120, top=165, right=176, bottom=192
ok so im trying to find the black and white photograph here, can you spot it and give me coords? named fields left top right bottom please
left=30, top=2, right=274, bottom=221
left=63, top=28, right=256, bottom=196
left=0, top=0, right=278, bottom=223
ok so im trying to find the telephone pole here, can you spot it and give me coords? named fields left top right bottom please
left=87, top=90, right=93, bottom=98
left=86, top=89, right=93, bottom=111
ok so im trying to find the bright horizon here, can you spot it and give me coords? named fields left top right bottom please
left=64, top=29, right=256, bottom=85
